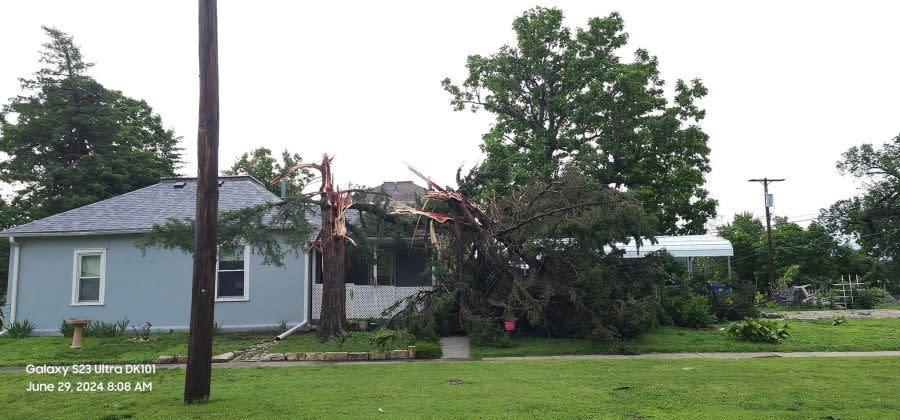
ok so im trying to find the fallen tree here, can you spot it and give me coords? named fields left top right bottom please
left=140, top=156, right=666, bottom=342
left=384, top=166, right=667, bottom=345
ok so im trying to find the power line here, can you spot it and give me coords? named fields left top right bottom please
left=728, top=227, right=900, bottom=263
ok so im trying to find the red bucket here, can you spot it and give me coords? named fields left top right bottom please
left=503, top=320, right=516, bottom=331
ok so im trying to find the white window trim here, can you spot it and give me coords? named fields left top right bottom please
left=215, top=244, right=251, bottom=302
left=71, top=249, right=107, bottom=306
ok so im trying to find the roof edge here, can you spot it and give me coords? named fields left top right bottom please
left=160, top=174, right=269, bottom=188
left=0, top=228, right=153, bottom=238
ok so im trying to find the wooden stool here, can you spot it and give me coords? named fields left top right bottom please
left=65, top=319, right=92, bottom=349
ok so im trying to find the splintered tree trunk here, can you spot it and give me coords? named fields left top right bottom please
left=185, top=0, right=218, bottom=404
left=317, top=201, right=348, bottom=339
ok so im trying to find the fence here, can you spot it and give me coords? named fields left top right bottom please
left=311, top=284, right=431, bottom=320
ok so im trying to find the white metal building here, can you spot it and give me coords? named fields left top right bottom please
left=610, top=234, right=735, bottom=278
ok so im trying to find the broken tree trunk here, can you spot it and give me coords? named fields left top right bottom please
left=317, top=215, right=349, bottom=339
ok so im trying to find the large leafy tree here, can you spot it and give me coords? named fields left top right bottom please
left=444, top=8, right=715, bottom=234
left=0, top=27, right=182, bottom=220
left=222, top=147, right=309, bottom=196
left=821, top=135, right=900, bottom=290
left=718, top=212, right=765, bottom=283
left=719, top=212, right=882, bottom=290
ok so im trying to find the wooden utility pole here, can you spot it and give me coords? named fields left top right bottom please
left=748, top=178, right=785, bottom=297
left=185, top=0, right=219, bottom=404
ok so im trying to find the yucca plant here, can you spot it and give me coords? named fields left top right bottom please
left=84, top=317, right=130, bottom=337
left=59, top=319, right=75, bottom=337
left=7, top=319, right=35, bottom=338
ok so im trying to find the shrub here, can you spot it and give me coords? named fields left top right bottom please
left=131, top=322, right=152, bottom=340
left=853, top=287, right=883, bottom=309
left=414, top=340, right=442, bottom=359
left=464, top=314, right=509, bottom=348
left=7, top=319, right=35, bottom=338
left=369, top=329, right=415, bottom=352
left=59, top=319, right=75, bottom=337
left=213, top=321, right=223, bottom=336
left=663, top=292, right=716, bottom=328
left=278, top=320, right=289, bottom=334
left=726, top=318, right=790, bottom=343
left=714, top=280, right=758, bottom=320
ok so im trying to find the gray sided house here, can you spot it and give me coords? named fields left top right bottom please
left=0, top=176, right=433, bottom=335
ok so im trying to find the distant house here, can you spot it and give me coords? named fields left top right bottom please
left=0, top=176, right=433, bottom=335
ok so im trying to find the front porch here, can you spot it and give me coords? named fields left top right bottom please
left=309, top=239, right=434, bottom=320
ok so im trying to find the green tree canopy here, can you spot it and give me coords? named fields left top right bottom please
left=0, top=26, right=182, bottom=220
left=222, top=147, right=310, bottom=196
left=444, top=7, right=715, bottom=234
left=820, top=135, right=899, bottom=290
left=718, top=212, right=883, bottom=290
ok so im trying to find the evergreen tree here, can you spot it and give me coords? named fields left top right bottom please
left=0, top=26, right=182, bottom=220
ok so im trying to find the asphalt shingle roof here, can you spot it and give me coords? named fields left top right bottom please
left=367, top=181, right=429, bottom=204
left=0, top=176, right=282, bottom=237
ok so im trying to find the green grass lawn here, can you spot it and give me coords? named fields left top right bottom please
left=0, top=333, right=270, bottom=367
left=1, top=357, right=897, bottom=418
left=473, top=318, right=900, bottom=358
left=270, top=331, right=441, bottom=358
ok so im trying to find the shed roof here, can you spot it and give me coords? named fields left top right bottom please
left=613, top=234, right=734, bottom=258
left=0, top=176, right=283, bottom=237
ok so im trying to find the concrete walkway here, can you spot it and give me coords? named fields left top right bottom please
left=439, top=336, right=471, bottom=360
left=2, top=350, right=897, bottom=372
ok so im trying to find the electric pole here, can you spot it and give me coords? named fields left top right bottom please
left=748, top=178, right=785, bottom=298
left=185, top=0, right=219, bottom=403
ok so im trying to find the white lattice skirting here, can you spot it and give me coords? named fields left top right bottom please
left=311, top=284, right=431, bottom=320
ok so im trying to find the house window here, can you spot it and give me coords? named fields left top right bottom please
left=216, top=245, right=249, bottom=301
left=375, top=247, right=395, bottom=286
left=311, top=249, right=372, bottom=285
left=72, top=249, right=105, bottom=305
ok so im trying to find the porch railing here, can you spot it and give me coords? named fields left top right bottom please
left=311, top=284, right=431, bottom=320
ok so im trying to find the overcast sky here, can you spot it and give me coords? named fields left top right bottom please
left=2, top=1, right=898, bottom=230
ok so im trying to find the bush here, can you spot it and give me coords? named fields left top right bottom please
left=590, top=296, right=662, bottom=341
left=464, top=314, right=510, bottom=347
left=59, top=319, right=75, bottom=337
left=131, top=321, right=152, bottom=340
left=414, top=340, right=442, bottom=359
left=370, top=329, right=415, bottom=352
left=7, top=319, right=35, bottom=338
left=715, top=280, right=758, bottom=320
left=726, top=318, right=790, bottom=343
left=85, top=317, right=129, bottom=337
left=853, top=287, right=884, bottom=309
left=663, top=292, right=716, bottom=328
